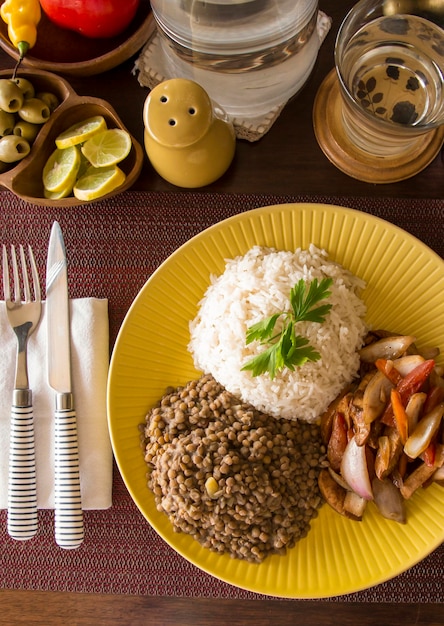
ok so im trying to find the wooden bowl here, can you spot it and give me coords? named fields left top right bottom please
left=0, top=68, right=144, bottom=206
left=0, top=0, right=154, bottom=76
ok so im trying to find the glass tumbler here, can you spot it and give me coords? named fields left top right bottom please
left=313, top=0, right=444, bottom=182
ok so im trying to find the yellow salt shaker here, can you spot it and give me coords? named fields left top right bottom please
left=143, top=78, right=235, bottom=188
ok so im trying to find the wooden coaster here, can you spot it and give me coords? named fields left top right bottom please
left=313, top=69, right=444, bottom=183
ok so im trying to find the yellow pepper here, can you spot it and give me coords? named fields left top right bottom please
left=0, top=0, right=41, bottom=59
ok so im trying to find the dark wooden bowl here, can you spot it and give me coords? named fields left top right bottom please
left=0, top=68, right=144, bottom=206
left=0, top=0, right=154, bottom=76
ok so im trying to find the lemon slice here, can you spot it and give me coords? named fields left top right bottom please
left=43, top=185, right=73, bottom=200
left=81, top=128, right=131, bottom=167
left=42, top=145, right=81, bottom=193
left=77, top=151, right=92, bottom=179
left=55, top=115, right=107, bottom=149
left=73, top=165, right=126, bottom=201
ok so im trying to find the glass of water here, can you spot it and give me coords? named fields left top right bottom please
left=313, top=0, right=444, bottom=182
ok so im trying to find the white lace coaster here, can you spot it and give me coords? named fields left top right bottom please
left=134, top=12, right=332, bottom=142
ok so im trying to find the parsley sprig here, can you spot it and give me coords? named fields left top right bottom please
left=241, top=277, right=333, bottom=379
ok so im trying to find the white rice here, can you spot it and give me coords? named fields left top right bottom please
left=188, top=245, right=368, bottom=422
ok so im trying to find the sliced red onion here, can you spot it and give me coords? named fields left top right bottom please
left=340, top=436, right=373, bottom=500
left=393, top=354, right=425, bottom=376
left=359, top=336, right=416, bottom=363
left=404, top=403, right=444, bottom=459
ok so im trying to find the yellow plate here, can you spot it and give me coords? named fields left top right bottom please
left=107, top=203, right=444, bottom=598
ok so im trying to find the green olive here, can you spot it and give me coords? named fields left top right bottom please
left=18, top=98, right=51, bottom=124
left=13, top=77, right=35, bottom=100
left=0, top=79, right=24, bottom=113
left=13, top=119, right=41, bottom=143
left=36, top=91, right=59, bottom=112
left=0, top=109, right=15, bottom=136
left=0, top=135, right=30, bottom=163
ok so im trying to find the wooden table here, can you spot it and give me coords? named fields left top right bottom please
left=1, top=1, right=443, bottom=624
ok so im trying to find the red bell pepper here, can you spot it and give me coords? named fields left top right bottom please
left=381, top=359, right=435, bottom=427
left=423, top=385, right=444, bottom=414
left=39, top=0, right=140, bottom=39
left=421, top=442, right=436, bottom=467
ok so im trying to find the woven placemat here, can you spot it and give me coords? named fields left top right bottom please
left=0, top=190, right=443, bottom=600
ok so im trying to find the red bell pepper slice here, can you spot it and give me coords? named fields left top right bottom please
left=423, top=386, right=444, bottom=415
left=421, top=442, right=436, bottom=467
left=381, top=359, right=435, bottom=427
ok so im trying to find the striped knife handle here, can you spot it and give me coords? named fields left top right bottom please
left=8, top=396, right=38, bottom=541
left=54, top=403, right=84, bottom=550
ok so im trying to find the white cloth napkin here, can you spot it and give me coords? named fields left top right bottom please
left=0, top=298, right=112, bottom=510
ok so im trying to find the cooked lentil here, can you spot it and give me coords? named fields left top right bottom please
left=142, top=374, right=328, bottom=563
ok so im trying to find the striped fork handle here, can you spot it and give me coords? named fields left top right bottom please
left=8, top=389, right=38, bottom=541
left=54, top=399, right=84, bottom=550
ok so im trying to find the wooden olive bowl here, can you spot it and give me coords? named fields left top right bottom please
left=0, top=68, right=144, bottom=207
left=0, top=0, right=155, bottom=76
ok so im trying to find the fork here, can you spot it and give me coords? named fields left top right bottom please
left=3, top=244, right=42, bottom=541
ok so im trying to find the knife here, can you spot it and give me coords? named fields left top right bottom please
left=46, top=221, right=84, bottom=550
